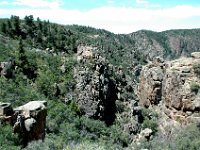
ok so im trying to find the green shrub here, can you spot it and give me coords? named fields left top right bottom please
left=193, top=63, right=200, bottom=75
left=190, top=81, right=200, bottom=94
left=0, top=124, right=20, bottom=150
left=141, top=107, right=159, bottom=118
left=141, top=108, right=159, bottom=134
left=69, top=100, right=81, bottom=114
left=142, top=118, right=158, bottom=134
left=108, top=124, right=130, bottom=147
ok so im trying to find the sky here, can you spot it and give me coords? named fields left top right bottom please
left=0, top=0, right=200, bottom=33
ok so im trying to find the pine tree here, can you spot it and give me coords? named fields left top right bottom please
left=24, top=15, right=36, bottom=37
left=11, top=15, right=21, bottom=36
left=16, top=37, right=28, bottom=69
left=36, top=17, right=43, bottom=31
left=7, top=20, right=13, bottom=37
left=16, top=38, right=37, bottom=79
left=1, top=22, right=7, bottom=34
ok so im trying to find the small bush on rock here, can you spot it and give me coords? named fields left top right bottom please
left=141, top=108, right=159, bottom=134
left=193, top=63, right=200, bottom=75
left=190, top=81, right=200, bottom=94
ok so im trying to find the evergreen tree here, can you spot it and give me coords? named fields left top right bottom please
left=16, top=38, right=38, bottom=79
left=11, top=15, right=21, bottom=36
left=16, top=37, right=28, bottom=69
left=24, top=15, right=34, bottom=27
left=7, top=19, right=13, bottom=37
left=24, top=15, right=36, bottom=37
left=70, top=36, right=77, bottom=53
left=1, top=22, right=7, bottom=34
left=36, top=17, right=43, bottom=31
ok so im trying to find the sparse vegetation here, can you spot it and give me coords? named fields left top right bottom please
left=138, top=124, right=200, bottom=150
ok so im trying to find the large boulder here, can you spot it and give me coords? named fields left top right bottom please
left=0, top=103, right=13, bottom=116
left=74, top=46, right=138, bottom=138
left=0, top=103, right=14, bottom=124
left=13, top=101, right=47, bottom=146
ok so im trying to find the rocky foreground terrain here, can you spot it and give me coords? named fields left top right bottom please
left=1, top=16, right=200, bottom=149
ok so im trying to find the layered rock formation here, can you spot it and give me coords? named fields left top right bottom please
left=138, top=52, right=200, bottom=124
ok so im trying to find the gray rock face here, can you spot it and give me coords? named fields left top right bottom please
left=191, top=52, right=200, bottom=59
left=0, top=59, right=15, bottom=78
left=74, top=50, right=117, bottom=125
left=130, top=30, right=200, bottom=62
left=138, top=63, right=164, bottom=107
left=138, top=54, right=200, bottom=123
left=73, top=46, right=137, bottom=128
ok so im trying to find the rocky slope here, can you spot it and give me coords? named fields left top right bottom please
left=129, top=29, right=200, bottom=61
left=138, top=52, right=200, bottom=130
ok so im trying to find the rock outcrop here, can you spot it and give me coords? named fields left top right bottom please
left=74, top=46, right=117, bottom=125
left=0, top=101, right=47, bottom=146
left=138, top=57, right=165, bottom=107
left=13, top=101, right=47, bottom=146
left=138, top=52, right=200, bottom=124
left=73, top=45, right=137, bottom=128
left=0, top=103, right=14, bottom=124
left=0, top=59, right=15, bottom=78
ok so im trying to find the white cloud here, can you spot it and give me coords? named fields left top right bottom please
left=0, top=1, right=10, bottom=5
left=0, top=4, right=200, bottom=33
left=0, top=0, right=61, bottom=9
left=136, top=0, right=148, bottom=4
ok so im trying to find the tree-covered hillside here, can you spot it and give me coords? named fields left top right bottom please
left=0, top=15, right=133, bottom=150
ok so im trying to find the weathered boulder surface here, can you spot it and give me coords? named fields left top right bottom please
left=0, top=103, right=14, bottom=124
left=0, top=102, right=13, bottom=116
left=0, top=101, right=47, bottom=146
left=138, top=52, right=200, bottom=124
left=13, top=101, right=47, bottom=145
